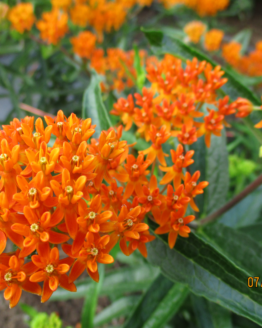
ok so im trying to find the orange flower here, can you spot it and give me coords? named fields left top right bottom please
left=234, top=98, right=254, bottom=118
left=204, top=29, right=224, bottom=52
left=73, top=195, right=113, bottom=254
left=155, top=208, right=195, bottom=248
left=222, top=42, right=242, bottom=67
left=71, top=31, right=97, bottom=59
left=159, top=144, right=194, bottom=187
left=111, top=95, right=135, bottom=131
left=0, top=251, right=41, bottom=308
left=12, top=206, right=68, bottom=258
left=141, top=125, right=170, bottom=166
left=107, top=205, right=150, bottom=256
left=184, top=171, right=209, bottom=211
left=197, top=109, right=224, bottom=147
left=8, top=3, right=35, bottom=33
left=0, top=139, right=24, bottom=203
left=0, top=3, right=9, bottom=21
left=184, top=21, right=206, bottom=44
left=64, top=232, right=114, bottom=282
left=36, top=9, right=68, bottom=45
left=51, top=0, right=72, bottom=9
left=13, top=171, right=56, bottom=211
left=138, top=175, right=161, bottom=212
left=50, top=169, right=86, bottom=239
left=101, top=180, right=123, bottom=212
left=30, top=245, right=75, bottom=302
left=70, top=4, right=90, bottom=27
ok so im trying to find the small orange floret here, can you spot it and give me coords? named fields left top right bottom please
left=184, top=21, right=206, bottom=44
left=71, top=31, right=97, bottom=59
left=8, top=3, right=35, bottom=33
left=204, top=29, right=224, bottom=52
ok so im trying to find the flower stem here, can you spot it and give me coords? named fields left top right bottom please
left=197, top=173, right=262, bottom=226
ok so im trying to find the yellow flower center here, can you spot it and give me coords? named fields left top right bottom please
left=75, top=127, right=82, bottom=133
left=109, top=190, right=114, bottom=196
left=210, top=119, right=216, bottom=124
left=147, top=195, right=153, bottom=201
left=132, top=164, right=138, bottom=170
left=0, top=153, right=8, bottom=160
left=179, top=155, right=184, bottom=160
left=184, top=133, right=189, bottom=138
left=45, top=264, right=54, bottom=273
left=16, top=127, right=23, bottom=135
left=66, top=186, right=73, bottom=194
left=163, top=108, right=168, bottom=113
left=173, top=195, right=179, bottom=201
left=57, top=122, right=63, bottom=127
left=192, top=182, right=197, bottom=187
left=30, top=223, right=39, bottom=232
left=108, top=143, right=115, bottom=148
left=4, top=272, right=12, bottom=282
left=72, top=155, right=79, bottom=162
left=89, top=212, right=96, bottom=219
left=40, top=157, right=47, bottom=164
left=28, top=188, right=37, bottom=196
left=88, top=181, right=94, bottom=187
left=127, top=219, right=133, bottom=227
left=178, top=218, right=184, bottom=224
left=91, top=248, right=98, bottom=256
left=34, top=132, right=41, bottom=138
left=156, top=133, right=161, bottom=138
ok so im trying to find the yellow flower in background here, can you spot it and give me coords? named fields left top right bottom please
left=8, top=3, right=35, bottom=33
left=70, top=4, right=90, bottom=27
left=204, top=29, right=224, bottom=51
left=51, top=0, right=72, bottom=10
left=0, top=2, right=9, bottom=22
left=36, top=9, right=68, bottom=45
left=184, top=21, right=206, bottom=44
left=71, top=31, right=97, bottom=59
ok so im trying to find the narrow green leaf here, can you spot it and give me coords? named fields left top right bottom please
left=0, top=42, right=24, bottom=55
left=134, top=44, right=146, bottom=91
left=199, top=222, right=262, bottom=277
left=219, top=186, right=262, bottom=228
left=142, top=28, right=261, bottom=105
left=191, top=295, right=232, bottom=328
left=191, top=133, right=229, bottom=216
left=94, top=296, right=140, bottom=327
left=122, top=131, right=150, bottom=151
left=51, top=265, right=159, bottom=301
left=124, top=274, right=188, bottom=328
left=82, top=70, right=112, bottom=136
left=81, top=265, right=104, bottom=328
left=147, top=221, right=262, bottom=325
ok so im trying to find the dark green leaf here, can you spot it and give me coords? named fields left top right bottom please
left=142, top=28, right=261, bottom=105
left=219, top=186, right=262, bottom=228
left=239, top=223, right=262, bottom=245
left=191, top=295, right=232, bottom=328
left=94, top=296, right=140, bottom=327
left=51, top=265, right=159, bottom=301
left=191, top=133, right=229, bottom=216
left=233, top=29, right=252, bottom=55
left=124, top=274, right=188, bottom=328
left=82, top=70, right=112, bottom=135
left=147, top=221, right=262, bottom=325
left=81, top=265, right=104, bottom=328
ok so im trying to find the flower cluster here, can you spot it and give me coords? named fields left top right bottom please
left=8, top=2, right=35, bottom=34
left=183, top=21, right=262, bottom=80
left=112, top=54, right=256, bottom=147
left=0, top=106, right=210, bottom=308
left=160, top=0, right=230, bottom=16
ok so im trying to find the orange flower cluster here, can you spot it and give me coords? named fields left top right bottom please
left=8, top=2, right=35, bottom=34
left=222, top=41, right=262, bottom=78
left=160, top=0, right=230, bottom=16
left=0, top=108, right=209, bottom=308
left=112, top=55, right=253, bottom=147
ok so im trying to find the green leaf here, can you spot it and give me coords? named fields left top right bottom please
left=191, top=133, right=229, bottom=216
left=81, top=264, right=104, bottom=328
left=134, top=44, right=146, bottom=91
left=51, top=264, right=159, bottom=301
left=0, top=42, right=24, bottom=55
left=94, top=296, right=140, bottom=327
left=219, top=186, right=262, bottom=228
left=82, top=70, right=112, bottom=136
left=20, top=304, right=38, bottom=318
left=142, top=28, right=261, bottom=105
left=191, top=295, right=232, bottom=328
left=199, top=222, right=262, bottom=277
left=124, top=274, right=188, bottom=328
left=122, top=130, right=150, bottom=151
left=233, top=29, right=252, bottom=55
left=147, top=221, right=262, bottom=326
left=239, top=223, right=262, bottom=245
